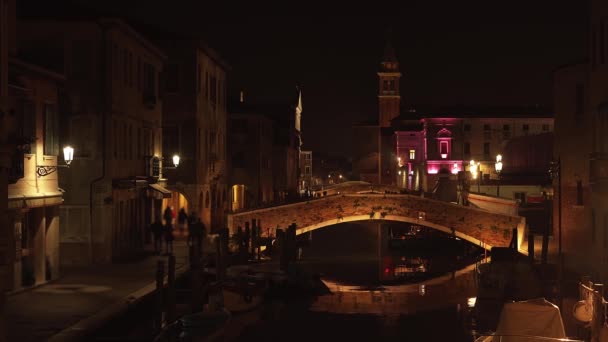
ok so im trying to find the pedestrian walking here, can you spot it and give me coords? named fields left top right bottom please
left=178, top=208, right=188, bottom=237
left=163, top=206, right=173, bottom=227
left=151, top=217, right=164, bottom=255
left=187, top=212, right=197, bottom=246
left=192, top=217, right=205, bottom=253
left=164, top=222, right=174, bottom=255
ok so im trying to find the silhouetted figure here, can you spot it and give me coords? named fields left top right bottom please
left=164, top=223, right=174, bottom=255
left=163, top=206, right=173, bottom=227
left=178, top=208, right=188, bottom=236
left=187, top=212, right=196, bottom=246
left=151, top=217, right=164, bottom=255
left=244, top=223, right=251, bottom=258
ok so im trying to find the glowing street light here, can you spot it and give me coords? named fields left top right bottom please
left=163, top=154, right=181, bottom=169
left=470, top=160, right=480, bottom=193
left=37, top=145, right=76, bottom=177
left=495, top=154, right=503, bottom=197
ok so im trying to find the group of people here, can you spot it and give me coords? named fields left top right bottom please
left=150, top=206, right=206, bottom=255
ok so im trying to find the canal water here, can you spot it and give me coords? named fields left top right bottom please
left=233, top=221, right=485, bottom=341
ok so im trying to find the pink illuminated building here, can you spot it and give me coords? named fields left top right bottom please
left=353, top=35, right=554, bottom=198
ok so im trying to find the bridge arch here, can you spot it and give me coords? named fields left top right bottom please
left=296, top=215, right=493, bottom=250
left=228, top=194, right=525, bottom=250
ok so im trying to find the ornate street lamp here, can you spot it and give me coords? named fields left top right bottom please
left=495, top=154, right=503, bottom=197
left=37, top=146, right=75, bottom=177
left=163, top=154, right=181, bottom=170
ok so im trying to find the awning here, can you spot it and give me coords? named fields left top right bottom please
left=148, top=184, right=172, bottom=199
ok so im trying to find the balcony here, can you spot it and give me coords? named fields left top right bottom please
left=589, top=152, right=608, bottom=193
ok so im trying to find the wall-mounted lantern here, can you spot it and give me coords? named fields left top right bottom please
left=37, top=146, right=74, bottom=177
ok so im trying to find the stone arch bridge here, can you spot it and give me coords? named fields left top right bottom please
left=227, top=193, right=526, bottom=250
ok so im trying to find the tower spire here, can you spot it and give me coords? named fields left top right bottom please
left=380, top=28, right=399, bottom=72
left=377, top=29, right=402, bottom=127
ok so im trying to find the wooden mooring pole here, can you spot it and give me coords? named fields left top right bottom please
left=155, top=260, right=165, bottom=332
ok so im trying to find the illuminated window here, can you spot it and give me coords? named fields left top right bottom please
left=409, top=149, right=415, bottom=160
left=439, top=141, right=448, bottom=159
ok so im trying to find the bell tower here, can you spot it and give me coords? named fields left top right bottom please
left=378, top=32, right=401, bottom=127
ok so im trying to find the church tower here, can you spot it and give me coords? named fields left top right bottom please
left=378, top=33, right=401, bottom=127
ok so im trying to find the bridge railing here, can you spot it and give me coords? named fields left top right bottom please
left=229, top=193, right=339, bottom=214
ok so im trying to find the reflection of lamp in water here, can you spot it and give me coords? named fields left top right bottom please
left=419, top=284, right=426, bottom=296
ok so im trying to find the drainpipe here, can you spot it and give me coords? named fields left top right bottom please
left=89, top=23, right=109, bottom=262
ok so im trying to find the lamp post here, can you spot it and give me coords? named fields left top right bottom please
left=469, top=160, right=480, bottom=193
left=549, top=158, right=562, bottom=263
left=549, top=158, right=562, bottom=308
left=495, top=154, right=503, bottom=197
left=36, top=146, right=75, bottom=177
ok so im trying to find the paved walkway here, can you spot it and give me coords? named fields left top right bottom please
left=5, top=240, right=189, bottom=342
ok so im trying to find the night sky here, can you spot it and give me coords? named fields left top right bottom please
left=19, top=1, right=589, bottom=159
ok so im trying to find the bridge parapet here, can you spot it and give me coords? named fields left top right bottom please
left=227, top=194, right=526, bottom=249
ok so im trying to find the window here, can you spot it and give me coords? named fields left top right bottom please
left=439, top=141, right=448, bottom=158
left=113, top=43, right=119, bottom=80
left=197, top=63, right=201, bottom=94
left=305, top=166, right=311, bottom=175
left=305, top=153, right=311, bottom=160
left=409, top=149, right=415, bottom=160
left=483, top=142, right=490, bottom=157
left=166, top=64, right=179, bottom=92
left=71, top=40, right=90, bottom=80
left=136, top=57, right=141, bottom=90
left=210, top=75, right=217, bottom=109
left=483, top=124, right=491, bottom=140
left=592, top=209, right=596, bottom=243
left=114, top=120, right=118, bottom=158
left=123, top=49, right=128, bottom=85
left=576, top=84, right=584, bottom=117
left=601, top=19, right=605, bottom=65
left=592, top=25, right=597, bottom=67
left=522, top=124, right=529, bottom=133
left=464, top=142, right=470, bottom=155
left=502, top=124, right=510, bottom=139
left=542, top=124, right=550, bottom=131
left=43, top=104, right=58, bottom=156
left=514, top=192, right=526, bottom=204
left=143, top=63, right=156, bottom=97
left=384, top=79, right=394, bottom=92
left=503, top=124, right=510, bottom=131
left=464, top=124, right=471, bottom=132
left=576, top=180, right=583, bottom=206
left=128, top=51, right=133, bottom=86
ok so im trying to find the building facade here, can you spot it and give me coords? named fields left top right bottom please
left=159, top=39, right=229, bottom=231
left=353, top=38, right=554, bottom=199
left=19, top=18, right=167, bottom=265
left=299, top=150, right=312, bottom=193
left=553, top=0, right=608, bottom=279
left=227, top=107, right=275, bottom=211
left=0, top=0, right=13, bottom=293
left=0, top=0, right=67, bottom=291
left=228, top=90, right=302, bottom=210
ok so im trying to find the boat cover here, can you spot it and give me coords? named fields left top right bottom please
left=491, top=298, right=566, bottom=341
